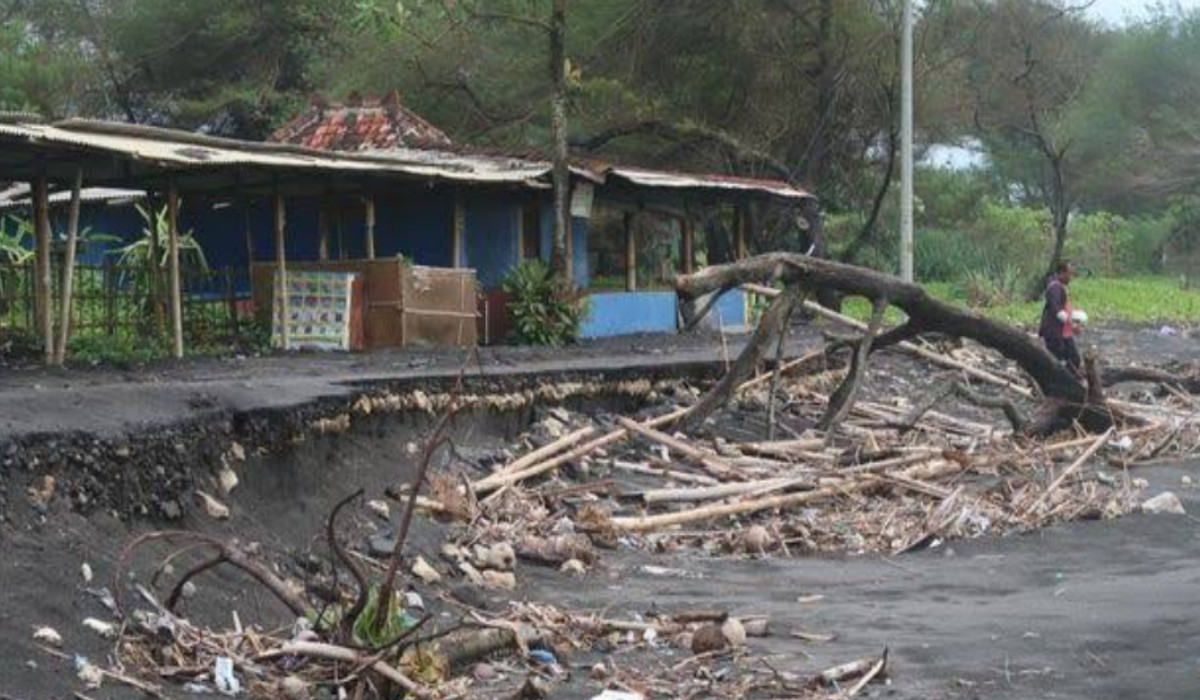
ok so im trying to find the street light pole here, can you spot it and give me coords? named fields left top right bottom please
left=899, top=0, right=915, bottom=282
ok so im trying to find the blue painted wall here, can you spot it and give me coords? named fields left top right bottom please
left=535, top=205, right=589, bottom=287
left=462, top=192, right=519, bottom=287
left=579, top=291, right=677, bottom=338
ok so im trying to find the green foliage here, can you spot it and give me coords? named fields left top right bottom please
left=67, top=334, right=170, bottom=366
left=115, top=203, right=209, bottom=272
left=502, top=259, right=588, bottom=346
left=0, top=215, right=34, bottom=266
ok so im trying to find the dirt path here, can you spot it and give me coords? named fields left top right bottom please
left=524, top=462, right=1200, bottom=700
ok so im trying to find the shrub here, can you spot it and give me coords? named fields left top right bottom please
left=502, top=260, right=588, bottom=346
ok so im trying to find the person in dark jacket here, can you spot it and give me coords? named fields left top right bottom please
left=1038, top=260, right=1082, bottom=375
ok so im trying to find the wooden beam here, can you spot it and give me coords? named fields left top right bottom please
left=33, top=174, right=52, bottom=364
left=624, top=211, right=636, bottom=292
left=167, top=181, right=184, bottom=359
left=364, top=197, right=376, bottom=260
left=274, top=192, right=290, bottom=350
left=53, top=167, right=83, bottom=365
left=452, top=191, right=465, bottom=268
left=681, top=216, right=695, bottom=275
left=242, top=193, right=254, bottom=297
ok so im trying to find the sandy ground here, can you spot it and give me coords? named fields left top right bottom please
left=0, top=323, right=1196, bottom=698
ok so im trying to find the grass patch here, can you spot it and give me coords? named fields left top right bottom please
left=839, top=276, right=1200, bottom=328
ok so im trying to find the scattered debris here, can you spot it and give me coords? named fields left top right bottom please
left=195, top=490, right=231, bottom=520
left=32, top=626, right=63, bottom=647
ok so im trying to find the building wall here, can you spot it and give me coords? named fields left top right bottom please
left=579, top=291, right=677, bottom=338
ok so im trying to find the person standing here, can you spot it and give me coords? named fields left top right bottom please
left=1039, top=260, right=1082, bottom=375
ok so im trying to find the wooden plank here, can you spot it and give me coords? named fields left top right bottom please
left=167, top=182, right=183, bottom=359
left=54, top=167, right=83, bottom=365
left=452, top=192, right=464, bottom=268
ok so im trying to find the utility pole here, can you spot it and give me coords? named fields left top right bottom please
left=899, top=0, right=914, bottom=282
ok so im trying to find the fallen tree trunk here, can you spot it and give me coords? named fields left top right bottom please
left=677, top=254, right=1103, bottom=437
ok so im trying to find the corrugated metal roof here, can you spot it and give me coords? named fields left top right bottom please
left=605, top=166, right=813, bottom=200
left=0, top=119, right=814, bottom=201
left=0, top=183, right=144, bottom=210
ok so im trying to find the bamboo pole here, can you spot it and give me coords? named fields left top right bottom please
left=242, top=193, right=254, bottom=298
left=611, top=458, right=957, bottom=533
left=273, top=192, right=290, bottom=350
left=364, top=196, right=376, bottom=260
left=167, top=182, right=183, bottom=359
left=317, top=201, right=329, bottom=262
left=681, top=215, right=695, bottom=275
left=474, top=425, right=597, bottom=492
left=615, top=415, right=738, bottom=478
left=33, top=174, right=52, bottom=364
left=624, top=211, right=636, bottom=291
left=452, top=191, right=465, bottom=268
left=54, top=167, right=83, bottom=365
left=1024, top=427, right=1114, bottom=514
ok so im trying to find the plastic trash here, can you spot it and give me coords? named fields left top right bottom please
left=591, top=691, right=645, bottom=700
left=1160, top=324, right=1180, bottom=337
left=527, top=649, right=557, bottom=667
left=214, top=656, right=241, bottom=696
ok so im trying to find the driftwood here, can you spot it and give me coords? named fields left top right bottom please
left=903, top=380, right=1028, bottom=433
left=259, top=642, right=428, bottom=698
left=817, top=297, right=887, bottom=433
left=679, top=254, right=1119, bottom=437
left=615, top=416, right=739, bottom=478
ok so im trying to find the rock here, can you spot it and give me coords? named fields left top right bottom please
left=741, top=525, right=771, bottom=554
left=80, top=563, right=93, bottom=584
left=742, top=617, right=770, bottom=637
left=228, top=441, right=246, bottom=462
left=26, top=475, right=55, bottom=508
left=411, top=556, right=441, bottom=584
left=589, top=662, right=609, bottom=681
left=1182, top=475, right=1193, bottom=487
left=82, top=618, right=117, bottom=639
left=367, top=534, right=396, bottom=558
left=449, top=584, right=490, bottom=609
left=76, top=658, right=103, bottom=689
left=474, top=542, right=516, bottom=571
left=721, top=617, right=747, bottom=648
left=279, top=675, right=310, bottom=700
left=1142, top=491, right=1186, bottom=515
left=160, top=499, right=183, bottom=520
left=180, top=581, right=198, bottom=599
left=481, top=569, right=517, bottom=590
left=560, top=559, right=587, bottom=577
left=217, top=464, right=239, bottom=495
left=32, top=626, right=63, bottom=647
left=691, top=623, right=728, bottom=654
left=195, top=491, right=231, bottom=520
left=472, top=662, right=497, bottom=681
left=367, top=499, right=390, bottom=521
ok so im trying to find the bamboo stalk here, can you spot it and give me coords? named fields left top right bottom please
left=640, top=476, right=803, bottom=504
left=54, top=168, right=83, bottom=365
left=615, top=415, right=739, bottom=478
left=473, top=425, right=597, bottom=492
left=33, top=174, right=52, bottom=364
left=612, top=459, right=956, bottom=532
left=167, top=182, right=183, bottom=359
left=1024, top=427, right=1114, bottom=514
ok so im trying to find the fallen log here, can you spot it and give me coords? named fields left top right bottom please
left=615, top=416, right=740, bottom=479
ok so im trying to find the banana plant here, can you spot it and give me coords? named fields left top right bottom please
left=114, top=202, right=209, bottom=271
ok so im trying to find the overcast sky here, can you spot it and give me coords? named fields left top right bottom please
left=1087, top=0, right=1200, bottom=25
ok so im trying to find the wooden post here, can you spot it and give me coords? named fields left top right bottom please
left=565, top=188, right=575, bottom=285
left=681, top=215, right=695, bottom=275
left=242, top=194, right=255, bottom=297
left=452, top=192, right=465, bottom=268
left=317, top=203, right=329, bottom=262
left=273, top=192, right=290, bottom=350
left=167, top=181, right=183, bottom=359
left=54, top=167, right=83, bottom=365
left=734, top=202, right=748, bottom=261
left=33, top=174, right=52, bottom=364
left=364, top=197, right=376, bottom=260
left=624, top=211, right=637, bottom=292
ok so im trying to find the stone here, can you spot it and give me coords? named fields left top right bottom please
left=411, top=556, right=442, bottom=584
left=195, top=491, right=230, bottom=520
left=228, top=441, right=246, bottom=462
left=721, top=617, right=747, bottom=648
left=691, top=623, right=728, bottom=654
left=472, top=662, right=497, bottom=681
left=482, top=569, right=517, bottom=590
left=83, top=618, right=117, bottom=639
left=560, top=559, right=587, bottom=577
left=32, top=627, right=62, bottom=647
left=1142, top=491, right=1186, bottom=515
left=279, top=675, right=310, bottom=700
left=741, top=525, right=771, bottom=554
left=367, top=534, right=396, bottom=558
left=217, top=463, right=239, bottom=495
left=742, top=617, right=770, bottom=637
